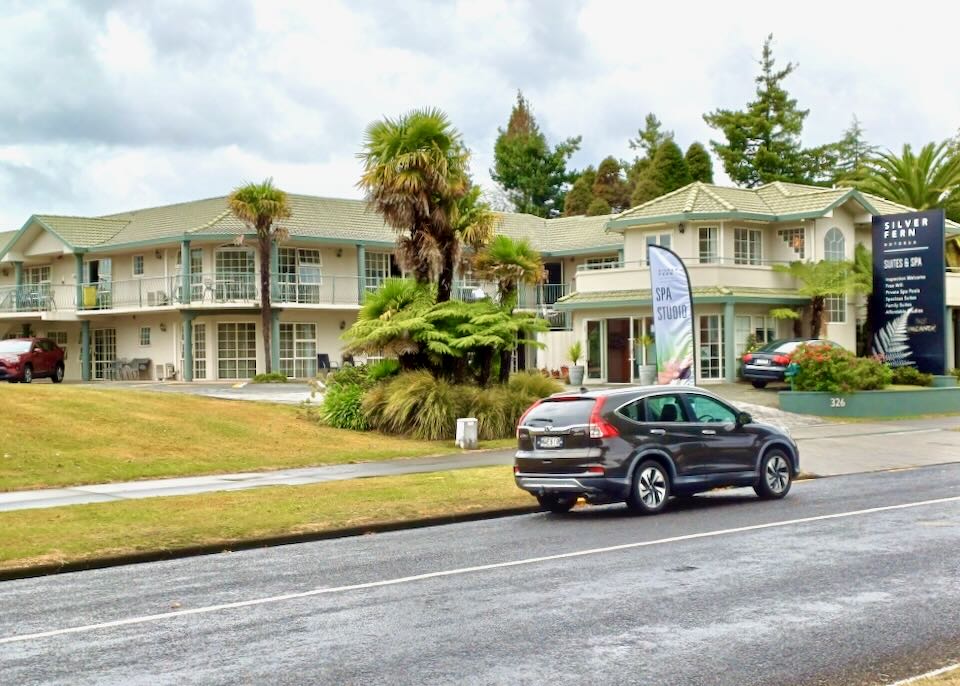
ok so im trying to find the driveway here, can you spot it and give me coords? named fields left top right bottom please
left=99, top=381, right=317, bottom=405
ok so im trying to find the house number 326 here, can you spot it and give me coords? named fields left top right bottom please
left=830, top=397, right=846, bottom=408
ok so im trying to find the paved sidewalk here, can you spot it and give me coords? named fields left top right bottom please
left=2, top=416, right=958, bottom=513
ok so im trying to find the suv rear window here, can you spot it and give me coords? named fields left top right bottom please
left=522, top=398, right=595, bottom=427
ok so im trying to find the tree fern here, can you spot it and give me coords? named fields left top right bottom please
left=871, top=308, right=913, bottom=367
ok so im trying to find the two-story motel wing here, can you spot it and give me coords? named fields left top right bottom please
left=1, top=181, right=958, bottom=384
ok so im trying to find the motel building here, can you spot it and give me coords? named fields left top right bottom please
left=1, top=181, right=959, bottom=384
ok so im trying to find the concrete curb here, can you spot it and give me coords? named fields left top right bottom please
left=0, top=505, right=539, bottom=583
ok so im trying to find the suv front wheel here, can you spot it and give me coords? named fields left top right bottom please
left=627, top=460, right=670, bottom=515
left=754, top=450, right=792, bottom=499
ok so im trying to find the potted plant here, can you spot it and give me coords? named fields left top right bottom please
left=636, top=333, right=657, bottom=385
left=567, top=341, right=585, bottom=385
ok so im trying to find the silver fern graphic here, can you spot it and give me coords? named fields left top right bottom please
left=872, top=308, right=914, bottom=366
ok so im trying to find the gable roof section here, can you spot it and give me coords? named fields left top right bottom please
left=608, top=180, right=960, bottom=234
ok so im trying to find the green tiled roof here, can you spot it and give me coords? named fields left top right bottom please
left=33, top=216, right=129, bottom=247
left=0, top=230, right=16, bottom=254
left=554, top=286, right=810, bottom=309
left=609, top=181, right=960, bottom=234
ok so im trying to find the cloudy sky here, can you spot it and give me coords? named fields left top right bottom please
left=1, top=0, right=957, bottom=228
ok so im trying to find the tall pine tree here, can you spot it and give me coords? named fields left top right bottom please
left=563, top=167, right=596, bottom=216
left=684, top=142, right=714, bottom=183
left=831, top=115, right=877, bottom=185
left=703, top=34, right=810, bottom=187
left=592, top=156, right=632, bottom=212
left=491, top=91, right=581, bottom=217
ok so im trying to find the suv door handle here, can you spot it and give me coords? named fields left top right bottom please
left=649, top=428, right=666, bottom=435
left=701, top=429, right=717, bottom=435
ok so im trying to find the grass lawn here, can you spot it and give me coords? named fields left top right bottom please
left=910, top=666, right=960, bottom=684
left=0, top=466, right=532, bottom=573
left=0, top=385, right=514, bottom=491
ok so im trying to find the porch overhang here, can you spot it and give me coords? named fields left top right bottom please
left=553, top=287, right=811, bottom=311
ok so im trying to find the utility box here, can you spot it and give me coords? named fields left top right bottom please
left=455, top=417, right=478, bottom=450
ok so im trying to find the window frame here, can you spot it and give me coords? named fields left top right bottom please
left=139, top=326, right=151, bottom=347
left=683, top=393, right=739, bottom=424
left=824, top=227, right=845, bottom=262
left=734, top=228, right=763, bottom=266
left=698, top=226, right=719, bottom=264
left=132, top=255, right=145, bottom=277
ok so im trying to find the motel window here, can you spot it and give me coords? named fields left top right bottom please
left=583, top=256, right=620, bottom=270
left=139, top=327, right=151, bottom=346
left=645, top=233, right=672, bottom=262
left=699, top=315, right=724, bottom=380
left=698, top=227, right=718, bottom=264
left=777, top=228, right=805, bottom=259
left=45, top=331, right=68, bottom=347
left=25, top=265, right=52, bottom=284
left=735, top=315, right=776, bottom=357
left=133, top=255, right=145, bottom=276
left=824, top=228, right=845, bottom=262
left=734, top=229, right=762, bottom=265
left=217, top=323, right=257, bottom=379
left=279, top=323, right=317, bottom=378
left=365, top=251, right=399, bottom=291
left=826, top=294, right=847, bottom=324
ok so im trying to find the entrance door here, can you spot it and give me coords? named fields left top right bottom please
left=606, top=318, right=631, bottom=383
left=92, top=328, right=117, bottom=380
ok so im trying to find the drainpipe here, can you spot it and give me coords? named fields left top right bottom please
left=724, top=300, right=736, bottom=382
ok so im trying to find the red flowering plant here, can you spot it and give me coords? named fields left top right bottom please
left=789, top=343, right=891, bottom=393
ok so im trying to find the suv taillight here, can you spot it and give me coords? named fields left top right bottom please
left=516, top=399, right=543, bottom=438
left=589, top=397, right=619, bottom=438
left=742, top=353, right=753, bottom=363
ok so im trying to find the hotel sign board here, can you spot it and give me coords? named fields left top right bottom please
left=870, top=209, right=946, bottom=374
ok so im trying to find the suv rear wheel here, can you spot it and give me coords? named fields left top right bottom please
left=627, top=460, right=670, bottom=515
left=536, top=494, right=577, bottom=514
left=754, top=450, right=792, bottom=499
left=52, top=363, right=64, bottom=383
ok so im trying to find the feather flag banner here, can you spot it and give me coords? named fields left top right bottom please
left=870, top=210, right=946, bottom=374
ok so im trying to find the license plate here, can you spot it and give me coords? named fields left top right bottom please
left=753, top=358, right=770, bottom=366
left=537, top=436, right=563, bottom=449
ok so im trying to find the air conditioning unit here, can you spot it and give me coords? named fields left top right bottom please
left=165, top=363, right=176, bottom=380
left=156, top=366, right=165, bottom=381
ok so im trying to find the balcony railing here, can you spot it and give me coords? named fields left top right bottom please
left=0, top=274, right=572, bottom=324
left=576, top=256, right=794, bottom=272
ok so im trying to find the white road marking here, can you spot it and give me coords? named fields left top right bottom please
left=888, top=662, right=960, bottom=685
left=3, top=494, right=960, bottom=646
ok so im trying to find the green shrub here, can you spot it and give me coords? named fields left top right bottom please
left=363, top=371, right=472, bottom=440
left=790, top=344, right=891, bottom=393
left=891, top=365, right=934, bottom=387
left=952, top=368, right=960, bottom=382
left=368, top=358, right=401, bottom=382
left=252, top=372, right=288, bottom=383
left=326, top=365, right=372, bottom=389
left=320, top=383, right=368, bottom=431
left=507, top=371, right=563, bottom=399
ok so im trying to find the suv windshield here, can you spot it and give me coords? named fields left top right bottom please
left=0, top=340, right=31, bottom=354
left=522, top=398, right=595, bottom=427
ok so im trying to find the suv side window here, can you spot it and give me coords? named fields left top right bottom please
left=39, top=340, right=54, bottom=352
left=646, top=394, right=690, bottom=422
left=617, top=398, right=646, bottom=423
left=686, top=395, right=738, bottom=423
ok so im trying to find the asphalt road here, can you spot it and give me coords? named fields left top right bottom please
left=2, top=466, right=960, bottom=685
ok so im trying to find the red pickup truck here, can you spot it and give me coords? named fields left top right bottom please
left=0, top=337, right=66, bottom=383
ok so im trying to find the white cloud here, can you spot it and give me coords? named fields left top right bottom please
left=0, top=0, right=957, bottom=229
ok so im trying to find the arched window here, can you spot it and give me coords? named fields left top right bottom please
left=824, top=227, right=845, bottom=262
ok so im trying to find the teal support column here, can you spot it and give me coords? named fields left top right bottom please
left=13, top=261, right=23, bottom=287
left=270, top=309, right=281, bottom=374
left=80, top=320, right=91, bottom=382
left=356, top=244, right=366, bottom=303
left=617, top=248, right=624, bottom=264
left=946, top=307, right=955, bottom=372
left=180, top=239, right=191, bottom=304
left=723, top=300, right=736, bottom=382
left=182, top=312, right=195, bottom=382
left=270, top=241, right=280, bottom=301
left=74, top=253, right=84, bottom=309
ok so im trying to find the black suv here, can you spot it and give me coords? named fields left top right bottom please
left=515, top=386, right=799, bottom=514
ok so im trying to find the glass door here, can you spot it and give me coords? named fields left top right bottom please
left=92, top=328, right=116, bottom=380
left=699, top=315, right=724, bottom=380
left=586, top=320, right=604, bottom=380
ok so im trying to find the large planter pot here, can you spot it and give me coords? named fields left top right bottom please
left=568, top=365, right=585, bottom=386
left=637, top=365, right=656, bottom=386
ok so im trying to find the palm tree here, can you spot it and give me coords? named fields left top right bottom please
left=773, top=260, right=870, bottom=338
left=851, top=142, right=960, bottom=212
left=358, top=108, right=469, bottom=302
left=473, top=235, right=546, bottom=382
left=227, top=179, right=291, bottom=374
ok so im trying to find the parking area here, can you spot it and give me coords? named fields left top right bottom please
left=95, top=381, right=317, bottom=405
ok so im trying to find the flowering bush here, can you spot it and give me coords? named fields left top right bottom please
left=789, top=343, right=891, bottom=393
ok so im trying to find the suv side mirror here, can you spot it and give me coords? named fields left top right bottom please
left=736, top=411, right=752, bottom=426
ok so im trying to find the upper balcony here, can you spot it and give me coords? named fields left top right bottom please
left=0, top=273, right=573, bottom=328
